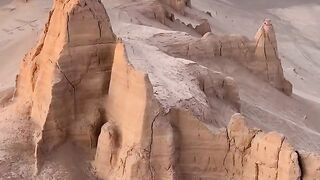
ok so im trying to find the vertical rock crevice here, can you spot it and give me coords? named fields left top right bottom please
left=14, top=0, right=117, bottom=173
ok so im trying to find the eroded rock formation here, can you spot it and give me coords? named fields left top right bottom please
left=12, top=0, right=320, bottom=179
left=95, top=95, right=303, bottom=180
left=93, top=42, right=305, bottom=180
left=95, top=42, right=158, bottom=179
left=14, top=0, right=116, bottom=170
left=194, top=20, right=212, bottom=36
left=143, top=1, right=210, bottom=36
left=149, top=19, right=292, bottom=95
left=159, top=0, right=191, bottom=14
left=254, top=19, right=292, bottom=95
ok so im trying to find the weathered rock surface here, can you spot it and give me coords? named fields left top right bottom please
left=254, top=19, right=292, bottom=95
left=9, top=0, right=320, bottom=179
left=93, top=41, right=310, bottom=180
left=94, top=42, right=239, bottom=179
left=159, top=0, right=191, bottom=14
left=194, top=19, right=212, bottom=36
left=14, top=0, right=116, bottom=170
left=95, top=42, right=158, bottom=179
left=149, top=20, right=292, bottom=95
left=95, top=95, right=305, bottom=180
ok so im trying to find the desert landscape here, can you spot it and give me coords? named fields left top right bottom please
left=0, top=0, right=320, bottom=179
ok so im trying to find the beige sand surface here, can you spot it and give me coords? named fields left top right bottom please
left=0, top=0, right=320, bottom=179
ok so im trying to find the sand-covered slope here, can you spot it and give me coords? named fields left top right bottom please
left=1, top=0, right=320, bottom=179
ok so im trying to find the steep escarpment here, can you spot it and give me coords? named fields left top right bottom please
left=94, top=42, right=241, bottom=179
left=95, top=61, right=303, bottom=180
left=14, top=0, right=116, bottom=170
left=7, top=0, right=320, bottom=179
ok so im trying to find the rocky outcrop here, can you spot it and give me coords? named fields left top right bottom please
left=14, top=0, right=117, bottom=170
left=254, top=19, right=292, bottom=95
left=143, top=2, right=210, bottom=36
left=158, top=0, right=191, bottom=14
left=194, top=20, right=212, bottom=36
left=94, top=42, right=159, bottom=179
left=12, top=0, right=320, bottom=178
left=94, top=42, right=239, bottom=179
left=149, top=19, right=292, bottom=95
left=94, top=42, right=305, bottom=180
left=95, top=90, right=304, bottom=180
left=299, top=152, right=320, bottom=179
left=225, top=114, right=301, bottom=180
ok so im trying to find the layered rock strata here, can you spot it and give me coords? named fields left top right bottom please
left=94, top=42, right=241, bottom=179
left=12, top=0, right=320, bottom=179
left=93, top=42, right=310, bottom=180
left=149, top=20, right=292, bottom=95
left=14, top=0, right=117, bottom=169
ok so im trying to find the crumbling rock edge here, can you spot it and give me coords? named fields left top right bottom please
left=148, top=19, right=292, bottom=96
left=94, top=42, right=319, bottom=180
left=9, top=0, right=320, bottom=179
left=13, top=0, right=117, bottom=174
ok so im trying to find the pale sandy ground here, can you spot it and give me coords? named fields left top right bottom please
left=0, top=0, right=51, bottom=91
left=0, top=0, right=320, bottom=178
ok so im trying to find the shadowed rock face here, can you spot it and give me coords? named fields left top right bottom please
left=95, top=86, right=302, bottom=180
left=254, top=19, right=292, bottom=95
left=14, top=0, right=117, bottom=168
left=159, top=0, right=191, bottom=14
left=94, top=42, right=241, bottom=180
left=93, top=42, right=303, bottom=180
left=11, top=0, right=320, bottom=179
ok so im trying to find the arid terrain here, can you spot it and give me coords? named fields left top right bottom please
left=0, top=0, right=320, bottom=179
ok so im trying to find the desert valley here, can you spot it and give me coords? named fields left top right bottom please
left=0, top=0, right=320, bottom=179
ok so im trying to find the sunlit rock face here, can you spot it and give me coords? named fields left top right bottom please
left=254, top=19, right=292, bottom=95
left=11, top=0, right=319, bottom=179
left=14, top=0, right=117, bottom=168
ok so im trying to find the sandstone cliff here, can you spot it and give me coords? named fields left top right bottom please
left=14, top=0, right=117, bottom=170
left=94, top=42, right=240, bottom=179
left=159, top=0, right=191, bottom=14
left=9, top=0, right=320, bottom=179
left=93, top=42, right=306, bottom=180
left=149, top=20, right=292, bottom=95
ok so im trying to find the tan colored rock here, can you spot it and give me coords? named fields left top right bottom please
left=159, top=0, right=190, bottom=14
left=277, top=142, right=301, bottom=180
left=198, top=70, right=241, bottom=112
left=150, top=20, right=292, bottom=95
left=96, top=86, right=303, bottom=180
left=14, top=0, right=117, bottom=171
left=94, top=42, right=157, bottom=179
left=299, top=152, right=320, bottom=180
left=254, top=19, right=292, bottom=95
left=227, top=113, right=258, bottom=152
left=195, top=20, right=212, bottom=36
left=226, top=114, right=301, bottom=180
left=94, top=42, right=236, bottom=179
left=94, top=122, right=119, bottom=179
